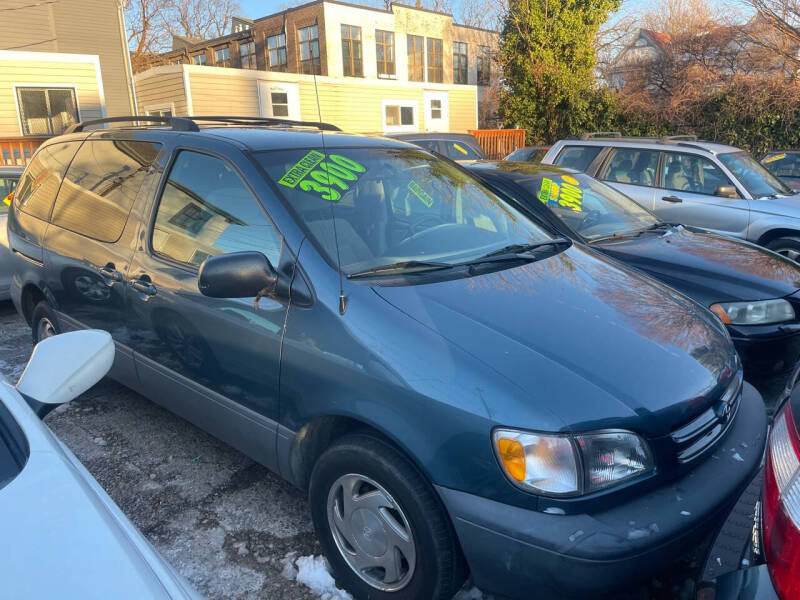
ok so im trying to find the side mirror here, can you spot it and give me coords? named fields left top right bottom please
left=16, top=330, right=114, bottom=418
left=198, top=251, right=278, bottom=299
left=715, top=185, right=738, bottom=199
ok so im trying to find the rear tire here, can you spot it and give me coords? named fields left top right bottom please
left=309, top=433, right=466, bottom=600
left=766, top=236, right=800, bottom=263
left=30, top=301, right=60, bottom=345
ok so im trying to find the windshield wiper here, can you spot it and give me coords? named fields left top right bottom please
left=458, top=238, right=572, bottom=268
left=347, top=260, right=453, bottom=279
left=592, top=223, right=674, bottom=242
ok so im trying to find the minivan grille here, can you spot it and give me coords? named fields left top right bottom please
left=671, top=372, right=742, bottom=464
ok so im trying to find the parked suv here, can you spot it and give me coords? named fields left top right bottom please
left=8, top=117, right=767, bottom=600
left=541, top=135, right=800, bottom=261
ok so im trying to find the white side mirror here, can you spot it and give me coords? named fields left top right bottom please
left=16, top=330, right=114, bottom=415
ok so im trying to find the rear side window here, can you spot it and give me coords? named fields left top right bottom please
left=13, top=141, right=79, bottom=220
left=52, top=140, right=161, bottom=243
left=599, top=148, right=659, bottom=187
left=152, top=150, right=282, bottom=267
left=552, top=145, right=603, bottom=172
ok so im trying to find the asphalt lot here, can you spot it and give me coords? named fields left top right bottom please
left=0, top=299, right=787, bottom=600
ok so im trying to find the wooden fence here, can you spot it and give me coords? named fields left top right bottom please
left=469, top=129, right=526, bottom=160
left=0, top=137, right=48, bottom=166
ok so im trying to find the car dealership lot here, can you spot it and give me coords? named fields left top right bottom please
left=0, top=299, right=785, bottom=599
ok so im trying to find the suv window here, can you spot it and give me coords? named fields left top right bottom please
left=13, top=141, right=79, bottom=220
left=661, top=152, right=734, bottom=196
left=553, top=145, right=603, bottom=171
left=152, top=150, right=282, bottom=267
left=52, top=140, right=161, bottom=243
left=413, top=139, right=482, bottom=161
left=599, top=148, right=659, bottom=187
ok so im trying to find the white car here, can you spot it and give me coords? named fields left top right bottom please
left=0, top=330, right=200, bottom=599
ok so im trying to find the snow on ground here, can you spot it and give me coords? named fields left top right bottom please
left=281, top=554, right=352, bottom=600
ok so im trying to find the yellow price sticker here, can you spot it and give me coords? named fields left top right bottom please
left=452, top=143, right=468, bottom=155
left=764, top=153, right=787, bottom=164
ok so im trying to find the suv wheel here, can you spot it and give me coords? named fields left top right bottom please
left=309, top=433, right=466, bottom=600
left=766, top=236, right=800, bottom=262
left=31, top=301, right=60, bottom=344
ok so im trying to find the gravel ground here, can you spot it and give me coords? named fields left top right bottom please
left=0, top=299, right=787, bottom=600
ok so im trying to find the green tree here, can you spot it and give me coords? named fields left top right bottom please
left=500, top=0, right=621, bottom=143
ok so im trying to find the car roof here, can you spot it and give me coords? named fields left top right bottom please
left=556, top=137, right=742, bottom=155
left=387, top=132, right=478, bottom=141
left=465, top=160, right=576, bottom=182
left=0, top=166, right=24, bottom=176
left=195, top=127, right=415, bottom=152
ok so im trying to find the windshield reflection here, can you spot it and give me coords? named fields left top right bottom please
left=719, top=151, right=791, bottom=198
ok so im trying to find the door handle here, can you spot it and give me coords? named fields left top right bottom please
left=130, top=278, right=157, bottom=297
left=662, top=195, right=683, bottom=203
left=99, top=264, right=123, bottom=283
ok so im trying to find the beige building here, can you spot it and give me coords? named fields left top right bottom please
left=137, top=1, right=498, bottom=133
left=0, top=0, right=135, bottom=140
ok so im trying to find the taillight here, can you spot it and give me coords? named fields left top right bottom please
left=763, top=402, right=800, bottom=599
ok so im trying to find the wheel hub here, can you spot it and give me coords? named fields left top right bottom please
left=351, top=508, right=388, bottom=556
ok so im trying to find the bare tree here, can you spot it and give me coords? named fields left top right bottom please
left=166, top=0, right=240, bottom=41
left=741, top=0, right=800, bottom=77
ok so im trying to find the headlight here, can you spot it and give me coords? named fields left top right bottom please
left=710, top=298, right=795, bottom=325
left=493, top=428, right=654, bottom=496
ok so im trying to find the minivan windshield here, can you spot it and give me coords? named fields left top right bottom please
left=257, top=147, right=555, bottom=275
left=718, top=151, right=792, bottom=198
left=512, top=171, right=659, bottom=240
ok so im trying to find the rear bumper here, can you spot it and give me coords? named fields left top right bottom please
left=436, top=381, right=767, bottom=599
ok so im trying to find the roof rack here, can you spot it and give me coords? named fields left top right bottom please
left=579, top=131, right=622, bottom=140
left=660, top=134, right=698, bottom=142
left=189, top=115, right=341, bottom=131
left=65, top=115, right=199, bottom=134
left=64, top=115, right=341, bottom=135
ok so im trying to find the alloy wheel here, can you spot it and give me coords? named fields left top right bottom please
left=326, top=473, right=417, bottom=592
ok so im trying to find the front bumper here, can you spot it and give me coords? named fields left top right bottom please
left=729, top=322, right=800, bottom=377
left=436, top=382, right=768, bottom=600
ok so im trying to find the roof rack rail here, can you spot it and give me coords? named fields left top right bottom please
left=64, top=115, right=199, bottom=134
left=661, top=134, right=698, bottom=142
left=579, top=131, right=622, bottom=140
left=189, top=115, right=341, bottom=131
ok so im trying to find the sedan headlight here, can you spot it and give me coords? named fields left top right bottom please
left=710, top=298, right=795, bottom=325
left=493, top=428, right=654, bottom=496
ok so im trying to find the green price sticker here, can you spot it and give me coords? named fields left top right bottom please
left=279, top=152, right=366, bottom=202
left=408, top=180, right=434, bottom=207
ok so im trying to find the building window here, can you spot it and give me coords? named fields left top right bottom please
left=453, top=41, right=468, bottom=84
left=271, top=92, right=289, bottom=117
left=239, top=41, right=256, bottom=69
left=298, top=24, right=321, bottom=75
left=383, top=100, right=417, bottom=132
left=214, top=46, right=230, bottom=67
left=477, top=46, right=491, bottom=85
left=430, top=99, right=442, bottom=119
left=407, top=35, right=424, bottom=82
left=192, top=53, right=206, bottom=65
left=16, top=87, right=79, bottom=135
left=341, top=24, right=363, bottom=77
left=267, top=33, right=287, bottom=71
left=426, top=38, right=443, bottom=83
left=376, top=30, right=395, bottom=78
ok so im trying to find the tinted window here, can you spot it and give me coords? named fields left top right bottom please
left=52, top=140, right=161, bottom=243
left=514, top=171, right=658, bottom=240
left=152, top=151, right=282, bottom=267
left=553, top=145, right=603, bottom=171
left=507, top=148, right=547, bottom=162
left=600, top=148, right=659, bottom=187
left=719, top=151, right=791, bottom=198
left=662, top=152, right=734, bottom=196
left=414, top=139, right=482, bottom=160
left=256, top=147, right=552, bottom=274
left=13, top=142, right=78, bottom=220
left=0, top=175, right=19, bottom=214
left=762, top=152, right=800, bottom=178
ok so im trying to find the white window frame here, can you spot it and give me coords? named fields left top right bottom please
left=382, top=99, right=418, bottom=133
left=13, top=84, right=81, bottom=137
left=144, top=103, right=175, bottom=118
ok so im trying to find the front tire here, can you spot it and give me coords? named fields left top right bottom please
left=309, top=433, right=466, bottom=600
left=766, top=236, right=800, bottom=263
left=31, top=300, right=60, bottom=345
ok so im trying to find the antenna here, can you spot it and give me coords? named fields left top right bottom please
left=311, top=16, right=347, bottom=315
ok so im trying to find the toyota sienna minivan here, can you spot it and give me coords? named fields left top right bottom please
left=7, top=117, right=767, bottom=600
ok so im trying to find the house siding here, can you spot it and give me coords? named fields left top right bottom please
left=0, top=55, right=103, bottom=136
left=135, top=71, right=187, bottom=116
left=0, top=0, right=135, bottom=117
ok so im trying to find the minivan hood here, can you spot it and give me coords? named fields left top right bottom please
left=594, top=227, right=800, bottom=305
left=372, top=246, right=737, bottom=437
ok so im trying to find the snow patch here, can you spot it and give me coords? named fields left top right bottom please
left=281, top=553, right=352, bottom=600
